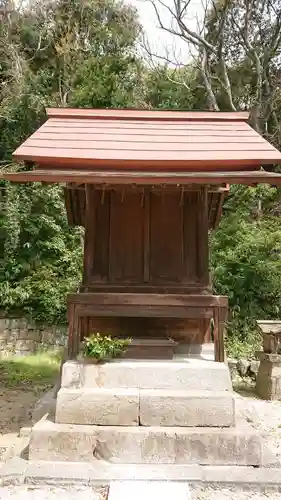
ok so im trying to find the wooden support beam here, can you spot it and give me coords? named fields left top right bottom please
left=213, top=306, right=228, bottom=362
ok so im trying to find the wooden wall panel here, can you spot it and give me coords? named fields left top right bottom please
left=183, top=189, right=209, bottom=286
left=183, top=191, right=198, bottom=283
left=83, top=186, right=210, bottom=289
left=108, top=191, right=144, bottom=282
left=82, top=185, right=96, bottom=285
left=92, top=190, right=110, bottom=281
left=150, top=191, right=184, bottom=282
left=196, top=186, right=209, bottom=285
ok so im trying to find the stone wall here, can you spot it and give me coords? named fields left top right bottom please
left=0, top=317, right=67, bottom=358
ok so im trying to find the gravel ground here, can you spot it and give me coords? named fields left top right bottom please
left=192, top=393, right=281, bottom=499
left=192, top=486, right=281, bottom=499
left=0, top=485, right=107, bottom=500
left=235, top=392, right=281, bottom=463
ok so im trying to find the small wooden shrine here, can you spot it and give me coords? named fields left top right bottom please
left=4, top=108, right=281, bottom=361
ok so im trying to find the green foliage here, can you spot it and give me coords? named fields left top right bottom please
left=144, top=65, right=207, bottom=110
left=83, top=333, right=131, bottom=361
left=1, top=182, right=83, bottom=323
left=211, top=184, right=281, bottom=355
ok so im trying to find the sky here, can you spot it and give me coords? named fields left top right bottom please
left=126, top=0, right=204, bottom=64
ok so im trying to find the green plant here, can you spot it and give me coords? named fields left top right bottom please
left=83, top=333, right=131, bottom=361
left=0, top=349, right=61, bottom=388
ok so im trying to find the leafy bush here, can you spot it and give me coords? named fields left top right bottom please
left=1, top=183, right=83, bottom=324
left=211, top=185, right=281, bottom=357
left=83, top=333, right=131, bottom=362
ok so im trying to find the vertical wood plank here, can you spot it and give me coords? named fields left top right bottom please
left=213, top=307, right=219, bottom=362
left=143, top=188, right=150, bottom=283
left=67, top=302, right=75, bottom=359
left=93, top=190, right=110, bottom=281
left=150, top=190, right=184, bottom=282
left=197, top=186, right=209, bottom=286
left=219, top=306, right=228, bottom=362
left=82, top=185, right=96, bottom=285
left=109, top=190, right=144, bottom=282
left=214, top=306, right=228, bottom=362
left=183, top=190, right=198, bottom=283
left=74, top=310, right=80, bottom=359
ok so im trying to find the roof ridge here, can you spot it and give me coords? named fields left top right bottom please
left=46, top=108, right=249, bottom=122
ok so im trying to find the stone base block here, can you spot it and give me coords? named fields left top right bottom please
left=56, top=388, right=235, bottom=427
left=139, top=390, right=235, bottom=427
left=61, top=358, right=232, bottom=391
left=29, top=418, right=262, bottom=466
left=56, top=388, right=139, bottom=426
left=256, top=352, right=281, bottom=400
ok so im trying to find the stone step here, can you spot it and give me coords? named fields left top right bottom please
left=61, top=358, right=232, bottom=391
left=139, top=389, right=235, bottom=427
left=29, top=418, right=262, bottom=466
left=0, top=433, right=29, bottom=462
left=55, top=388, right=235, bottom=427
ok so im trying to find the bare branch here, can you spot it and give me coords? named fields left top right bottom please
left=200, top=48, right=219, bottom=110
left=141, top=33, right=184, bottom=68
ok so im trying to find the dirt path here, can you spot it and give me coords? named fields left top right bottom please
left=0, top=353, right=60, bottom=436
left=0, top=386, right=53, bottom=435
left=0, top=485, right=107, bottom=500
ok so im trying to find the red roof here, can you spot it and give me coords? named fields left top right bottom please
left=11, top=108, right=281, bottom=170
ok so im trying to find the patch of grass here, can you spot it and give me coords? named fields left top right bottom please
left=0, top=349, right=62, bottom=388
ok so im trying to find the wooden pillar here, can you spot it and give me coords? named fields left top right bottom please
left=213, top=305, right=228, bottom=362
left=67, top=301, right=75, bottom=359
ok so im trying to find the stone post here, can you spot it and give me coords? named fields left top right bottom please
left=256, top=321, right=281, bottom=400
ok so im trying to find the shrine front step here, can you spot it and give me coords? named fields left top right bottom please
left=61, top=358, right=232, bottom=391
left=55, top=388, right=235, bottom=427
left=29, top=418, right=262, bottom=466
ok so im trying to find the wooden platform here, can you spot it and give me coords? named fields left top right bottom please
left=67, top=292, right=228, bottom=362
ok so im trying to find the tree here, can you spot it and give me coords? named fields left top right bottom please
left=145, top=0, right=281, bottom=139
left=0, top=0, right=144, bottom=323
left=144, top=64, right=207, bottom=109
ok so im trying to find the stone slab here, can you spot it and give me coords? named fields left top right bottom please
left=257, top=320, right=281, bottom=334
left=2, top=458, right=281, bottom=488
left=56, top=388, right=234, bottom=427
left=29, top=419, right=98, bottom=462
left=108, top=481, right=191, bottom=500
left=61, top=359, right=232, bottom=391
left=56, top=388, right=139, bottom=426
left=139, top=390, right=235, bottom=427
left=25, top=461, right=202, bottom=483
left=29, top=418, right=262, bottom=466
left=0, top=434, right=29, bottom=463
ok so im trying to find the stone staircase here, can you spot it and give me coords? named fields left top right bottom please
left=29, top=356, right=263, bottom=466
